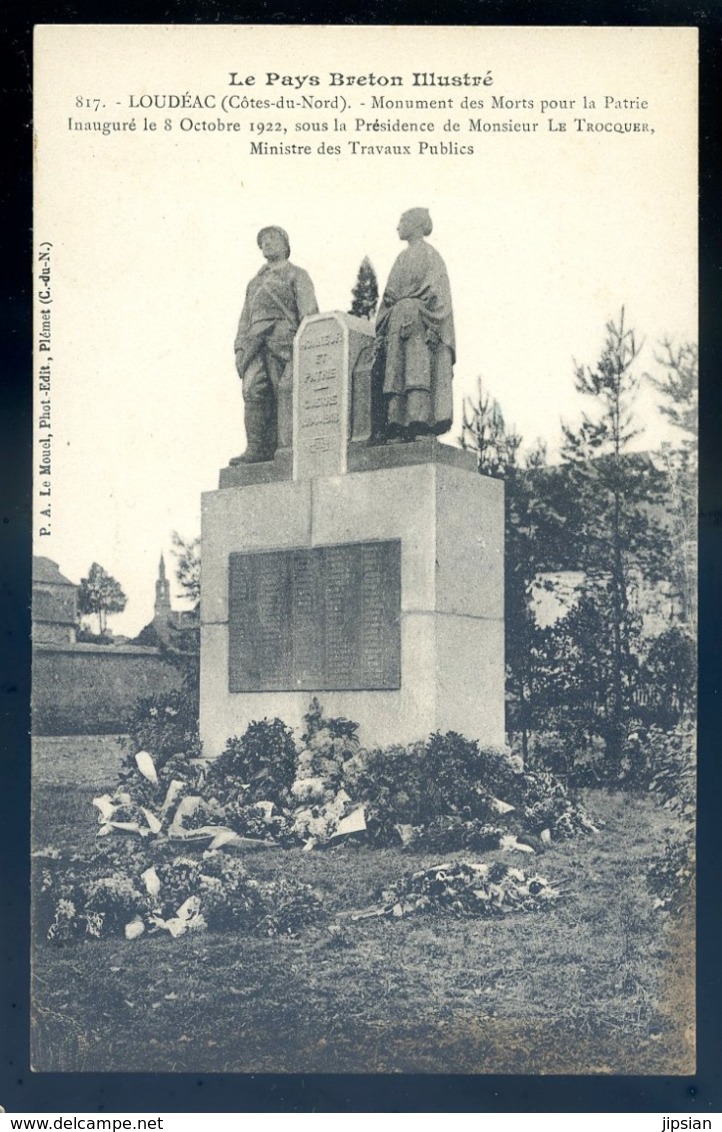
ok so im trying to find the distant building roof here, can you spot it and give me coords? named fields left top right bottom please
left=32, top=556, right=77, bottom=588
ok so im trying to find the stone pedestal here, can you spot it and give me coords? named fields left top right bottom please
left=201, top=462, right=503, bottom=754
left=200, top=311, right=504, bottom=755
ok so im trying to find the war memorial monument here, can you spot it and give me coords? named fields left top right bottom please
left=199, top=210, right=504, bottom=753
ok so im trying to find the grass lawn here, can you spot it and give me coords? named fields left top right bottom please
left=31, top=736, right=694, bottom=1075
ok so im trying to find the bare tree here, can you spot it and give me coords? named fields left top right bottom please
left=171, top=530, right=201, bottom=611
left=78, top=562, right=127, bottom=636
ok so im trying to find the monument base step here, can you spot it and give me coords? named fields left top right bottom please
left=219, top=438, right=477, bottom=488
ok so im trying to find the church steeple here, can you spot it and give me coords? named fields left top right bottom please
left=154, top=552, right=171, bottom=618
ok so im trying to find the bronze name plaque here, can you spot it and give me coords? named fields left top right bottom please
left=228, top=540, right=401, bottom=692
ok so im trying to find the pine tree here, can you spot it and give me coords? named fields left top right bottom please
left=558, top=309, right=671, bottom=758
left=647, top=340, right=697, bottom=631
left=348, top=256, right=378, bottom=320
left=461, top=380, right=564, bottom=757
left=647, top=340, right=698, bottom=443
left=460, top=377, right=522, bottom=477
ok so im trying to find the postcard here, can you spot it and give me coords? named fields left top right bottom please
left=32, top=25, right=697, bottom=1074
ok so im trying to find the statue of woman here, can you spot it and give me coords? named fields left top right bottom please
left=375, top=208, right=455, bottom=441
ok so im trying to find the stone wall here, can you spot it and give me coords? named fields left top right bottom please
left=32, top=643, right=183, bottom=734
left=34, top=621, right=76, bottom=645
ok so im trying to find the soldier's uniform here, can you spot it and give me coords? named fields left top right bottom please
left=234, top=260, right=318, bottom=461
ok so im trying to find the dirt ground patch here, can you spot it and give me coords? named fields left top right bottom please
left=32, top=734, right=127, bottom=787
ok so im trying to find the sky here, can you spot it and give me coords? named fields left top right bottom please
left=34, top=25, right=697, bottom=636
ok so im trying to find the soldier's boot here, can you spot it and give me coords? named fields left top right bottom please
left=229, top=401, right=275, bottom=465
